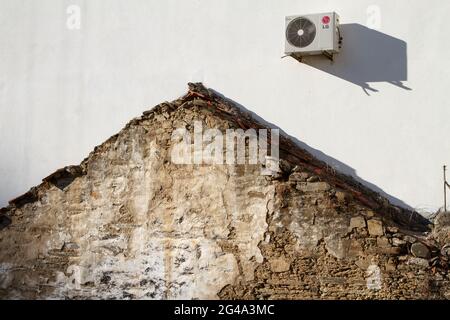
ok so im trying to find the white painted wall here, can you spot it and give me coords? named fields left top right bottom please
left=1, top=0, right=449, bottom=213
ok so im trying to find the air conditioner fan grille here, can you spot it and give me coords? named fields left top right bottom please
left=286, top=17, right=316, bottom=48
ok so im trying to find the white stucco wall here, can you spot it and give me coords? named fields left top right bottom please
left=1, top=0, right=449, bottom=213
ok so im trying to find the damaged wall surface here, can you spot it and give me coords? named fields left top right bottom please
left=0, top=84, right=449, bottom=299
left=1, top=0, right=450, bottom=213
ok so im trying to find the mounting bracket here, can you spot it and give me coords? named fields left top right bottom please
left=321, top=51, right=334, bottom=62
left=281, top=52, right=333, bottom=64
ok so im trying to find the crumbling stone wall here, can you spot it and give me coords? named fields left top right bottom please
left=0, top=83, right=449, bottom=299
left=220, top=177, right=449, bottom=299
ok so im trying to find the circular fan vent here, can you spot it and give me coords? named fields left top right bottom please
left=286, top=17, right=316, bottom=48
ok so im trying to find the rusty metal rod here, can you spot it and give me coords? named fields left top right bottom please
left=444, top=165, right=447, bottom=212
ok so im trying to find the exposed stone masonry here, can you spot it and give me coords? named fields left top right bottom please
left=0, top=83, right=449, bottom=299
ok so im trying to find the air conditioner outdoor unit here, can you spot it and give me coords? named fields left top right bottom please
left=285, top=12, right=342, bottom=60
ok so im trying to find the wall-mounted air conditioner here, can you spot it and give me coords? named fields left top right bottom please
left=285, top=12, right=342, bottom=60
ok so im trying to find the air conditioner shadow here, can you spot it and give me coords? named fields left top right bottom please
left=301, top=23, right=410, bottom=95
left=210, top=88, right=414, bottom=211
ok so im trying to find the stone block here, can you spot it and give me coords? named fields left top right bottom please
left=403, top=235, right=417, bottom=243
left=336, top=191, right=350, bottom=203
left=289, top=172, right=309, bottom=182
left=408, top=257, right=429, bottom=268
left=297, top=182, right=331, bottom=193
left=270, top=258, right=291, bottom=273
left=376, top=237, right=390, bottom=247
left=392, top=238, right=407, bottom=246
left=377, top=246, right=402, bottom=256
left=367, top=219, right=384, bottom=236
left=350, top=216, right=366, bottom=229
left=347, top=239, right=364, bottom=257
left=410, top=242, right=430, bottom=259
